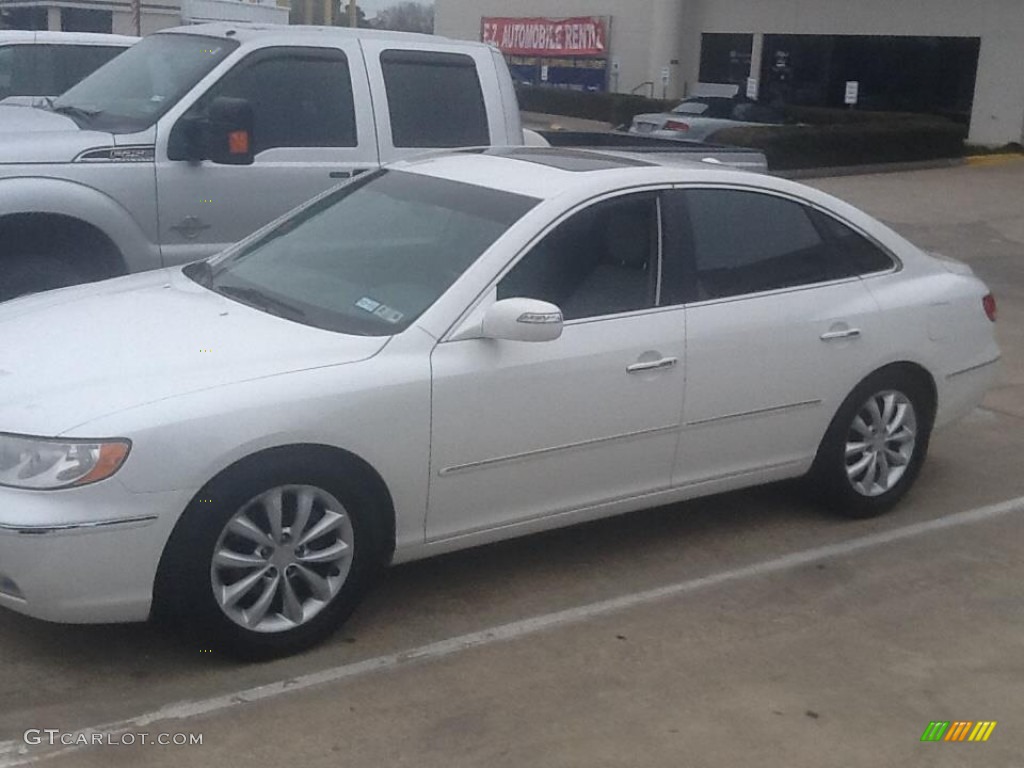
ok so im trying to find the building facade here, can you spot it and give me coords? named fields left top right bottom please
left=0, top=0, right=288, bottom=36
left=435, top=0, right=1024, bottom=146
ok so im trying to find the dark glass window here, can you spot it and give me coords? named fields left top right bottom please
left=380, top=50, right=489, bottom=148
left=498, top=195, right=659, bottom=320
left=199, top=49, right=357, bottom=152
left=814, top=212, right=895, bottom=275
left=52, top=45, right=126, bottom=94
left=685, top=189, right=835, bottom=299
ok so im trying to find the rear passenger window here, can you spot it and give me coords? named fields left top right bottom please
left=814, top=212, right=895, bottom=275
left=685, top=189, right=837, bottom=299
left=380, top=50, right=489, bottom=148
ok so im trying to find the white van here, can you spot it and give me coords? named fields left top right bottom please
left=0, top=30, right=137, bottom=104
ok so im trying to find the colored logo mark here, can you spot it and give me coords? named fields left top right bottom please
left=921, top=721, right=997, bottom=742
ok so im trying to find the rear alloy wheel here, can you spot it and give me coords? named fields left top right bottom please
left=157, top=455, right=387, bottom=660
left=844, top=390, right=918, bottom=498
left=811, top=370, right=933, bottom=518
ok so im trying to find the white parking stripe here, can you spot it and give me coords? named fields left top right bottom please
left=2, top=493, right=1023, bottom=767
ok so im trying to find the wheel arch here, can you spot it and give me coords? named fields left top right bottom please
left=814, top=360, right=938, bottom=467
left=0, top=212, right=126, bottom=281
left=152, top=443, right=397, bottom=614
left=0, top=176, right=160, bottom=274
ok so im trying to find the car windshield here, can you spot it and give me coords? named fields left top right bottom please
left=51, top=34, right=237, bottom=132
left=186, top=170, right=540, bottom=336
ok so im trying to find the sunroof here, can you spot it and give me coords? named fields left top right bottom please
left=478, top=147, right=656, bottom=172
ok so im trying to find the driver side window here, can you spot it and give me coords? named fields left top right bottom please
left=497, top=194, right=660, bottom=321
left=180, top=47, right=357, bottom=155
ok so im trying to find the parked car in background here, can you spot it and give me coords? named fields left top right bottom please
left=630, top=93, right=784, bottom=142
left=0, top=31, right=136, bottom=106
left=0, top=149, right=999, bottom=659
left=0, top=23, right=766, bottom=303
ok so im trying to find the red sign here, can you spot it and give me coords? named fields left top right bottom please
left=482, top=17, right=607, bottom=57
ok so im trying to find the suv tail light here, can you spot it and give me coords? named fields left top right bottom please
left=983, top=293, right=997, bottom=322
left=664, top=120, right=690, bottom=132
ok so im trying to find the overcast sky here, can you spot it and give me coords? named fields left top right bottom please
left=358, top=0, right=432, bottom=16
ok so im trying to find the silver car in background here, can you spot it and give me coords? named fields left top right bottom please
left=630, top=93, right=784, bottom=143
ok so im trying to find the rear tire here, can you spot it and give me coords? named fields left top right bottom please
left=155, top=453, right=388, bottom=661
left=809, top=369, right=934, bottom=519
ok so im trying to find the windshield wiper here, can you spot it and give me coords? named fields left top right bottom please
left=51, top=104, right=102, bottom=123
left=217, top=285, right=307, bottom=320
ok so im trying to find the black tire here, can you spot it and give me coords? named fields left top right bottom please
left=155, top=452, right=389, bottom=661
left=0, top=254, right=89, bottom=302
left=809, top=368, right=934, bottom=519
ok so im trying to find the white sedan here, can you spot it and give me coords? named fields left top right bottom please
left=0, top=149, right=999, bottom=659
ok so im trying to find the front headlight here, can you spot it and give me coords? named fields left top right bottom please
left=0, top=433, right=131, bottom=490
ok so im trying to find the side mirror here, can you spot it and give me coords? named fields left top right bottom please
left=480, top=298, right=563, bottom=342
left=205, top=96, right=255, bottom=165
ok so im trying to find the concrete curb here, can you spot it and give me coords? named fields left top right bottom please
left=777, top=157, right=967, bottom=180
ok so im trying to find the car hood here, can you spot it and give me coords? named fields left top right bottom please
left=0, top=105, right=114, bottom=164
left=0, top=268, right=390, bottom=435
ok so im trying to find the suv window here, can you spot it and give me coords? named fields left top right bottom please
left=684, top=189, right=837, bottom=299
left=51, top=45, right=126, bottom=94
left=813, top=211, right=895, bottom=275
left=0, top=45, right=37, bottom=98
left=197, top=48, right=357, bottom=153
left=380, top=49, right=489, bottom=148
left=498, top=194, right=659, bottom=321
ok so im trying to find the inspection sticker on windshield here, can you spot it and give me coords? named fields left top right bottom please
left=373, top=305, right=404, bottom=324
left=355, top=297, right=404, bottom=324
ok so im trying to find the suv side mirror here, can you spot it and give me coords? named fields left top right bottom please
left=480, top=298, right=563, bottom=342
left=205, top=96, right=255, bottom=165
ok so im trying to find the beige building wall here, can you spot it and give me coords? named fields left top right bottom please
left=435, top=0, right=1024, bottom=145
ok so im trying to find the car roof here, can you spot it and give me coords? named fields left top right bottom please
left=157, top=21, right=465, bottom=49
left=392, top=147, right=773, bottom=201
left=0, top=31, right=138, bottom=46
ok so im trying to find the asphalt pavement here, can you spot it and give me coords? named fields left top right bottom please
left=1, top=157, right=1022, bottom=768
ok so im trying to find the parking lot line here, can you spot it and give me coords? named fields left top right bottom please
left=2, top=493, right=1023, bottom=768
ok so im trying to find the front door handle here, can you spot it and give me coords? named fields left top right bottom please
left=627, top=357, right=678, bottom=373
left=820, top=328, right=862, bottom=341
left=329, top=168, right=372, bottom=179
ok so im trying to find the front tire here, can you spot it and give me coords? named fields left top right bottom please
left=156, top=454, right=388, bottom=660
left=810, top=369, right=934, bottom=519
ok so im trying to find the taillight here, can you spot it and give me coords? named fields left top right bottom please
left=983, top=293, right=997, bottom=322
left=664, top=120, right=690, bottom=132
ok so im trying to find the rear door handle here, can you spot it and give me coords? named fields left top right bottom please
left=627, top=357, right=678, bottom=373
left=820, top=328, right=862, bottom=341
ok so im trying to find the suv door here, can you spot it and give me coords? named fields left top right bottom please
left=666, top=187, right=891, bottom=486
left=155, top=43, right=377, bottom=265
left=360, top=40, right=506, bottom=162
left=427, top=190, right=687, bottom=540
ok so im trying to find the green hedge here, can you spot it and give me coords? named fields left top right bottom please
left=515, top=85, right=672, bottom=127
left=711, top=120, right=968, bottom=171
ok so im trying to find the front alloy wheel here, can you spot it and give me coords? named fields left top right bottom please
left=211, top=485, right=355, bottom=633
left=155, top=452, right=387, bottom=660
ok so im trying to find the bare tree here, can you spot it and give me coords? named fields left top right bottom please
left=372, top=2, right=434, bottom=34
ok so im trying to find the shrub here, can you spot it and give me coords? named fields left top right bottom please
left=711, top=119, right=968, bottom=171
left=514, top=85, right=673, bottom=128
